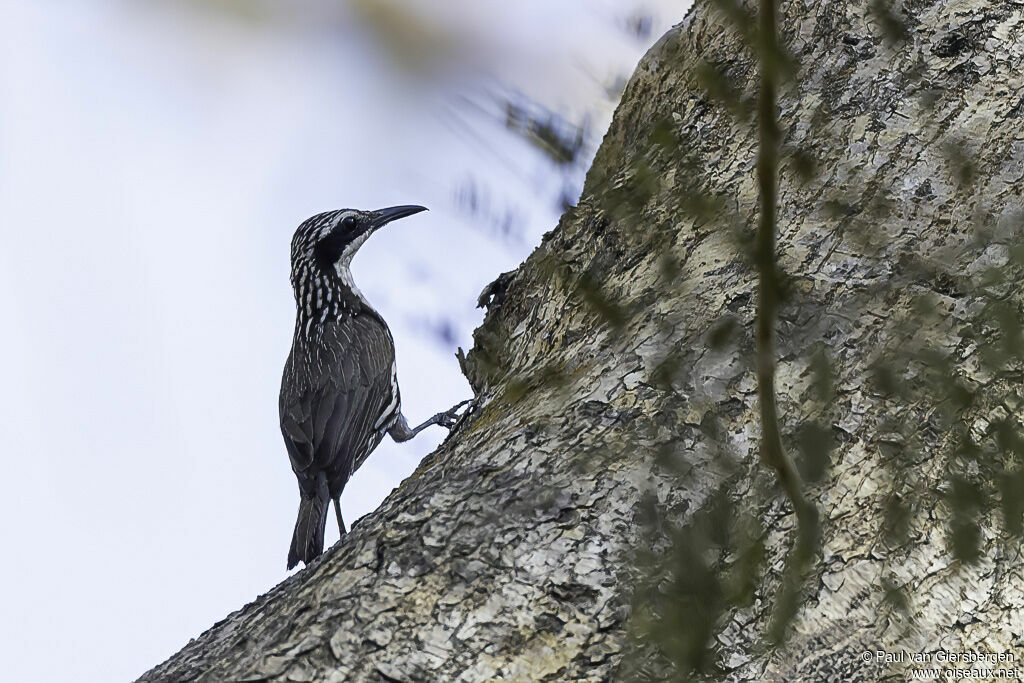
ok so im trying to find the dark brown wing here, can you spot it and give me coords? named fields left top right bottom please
left=279, top=312, right=398, bottom=496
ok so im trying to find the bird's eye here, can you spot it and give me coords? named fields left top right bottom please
left=341, top=216, right=357, bottom=230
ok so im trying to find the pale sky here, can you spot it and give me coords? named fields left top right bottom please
left=0, top=1, right=687, bottom=680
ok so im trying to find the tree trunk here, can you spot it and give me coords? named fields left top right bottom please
left=139, top=0, right=1024, bottom=680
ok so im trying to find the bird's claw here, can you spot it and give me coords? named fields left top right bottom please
left=436, top=398, right=475, bottom=430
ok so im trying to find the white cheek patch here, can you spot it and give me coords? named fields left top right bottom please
left=337, top=231, right=370, bottom=269
left=335, top=231, right=371, bottom=309
left=328, top=215, right=373, bottom=308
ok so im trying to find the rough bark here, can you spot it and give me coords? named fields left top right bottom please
left=140, top=0, right=1024, bottom=680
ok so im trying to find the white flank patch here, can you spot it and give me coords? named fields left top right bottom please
left=374, top=363, right=400, bottom=430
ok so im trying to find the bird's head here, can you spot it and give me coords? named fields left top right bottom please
left=290, top=205, right=427, bottom=278
left=288, top=205, right=427, bottom=321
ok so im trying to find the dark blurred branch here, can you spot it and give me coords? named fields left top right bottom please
left=754, top=0, right=819, bottom=642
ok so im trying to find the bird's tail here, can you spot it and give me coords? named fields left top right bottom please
left=287, top=472, right=330, bottom=570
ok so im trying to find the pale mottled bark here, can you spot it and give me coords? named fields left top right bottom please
left=139, top=0, right=1024, bottom=680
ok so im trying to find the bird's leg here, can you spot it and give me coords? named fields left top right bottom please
left=388, top=399, right=474, bottom=442
left=334, top=497, right=346, bottom=536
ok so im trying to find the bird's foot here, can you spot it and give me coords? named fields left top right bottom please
left=434, top=398, right=475, bottom=429
left=391, top=399, right=478, bottom=442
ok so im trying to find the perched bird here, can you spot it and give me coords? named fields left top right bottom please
left=280, top=205, right=469, bottom=569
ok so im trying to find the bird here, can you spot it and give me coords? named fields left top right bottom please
left=279, top=205, right=470, bottom=569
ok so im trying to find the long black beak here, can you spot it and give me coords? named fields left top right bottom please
left=371, top=205, right=427, bottom=230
